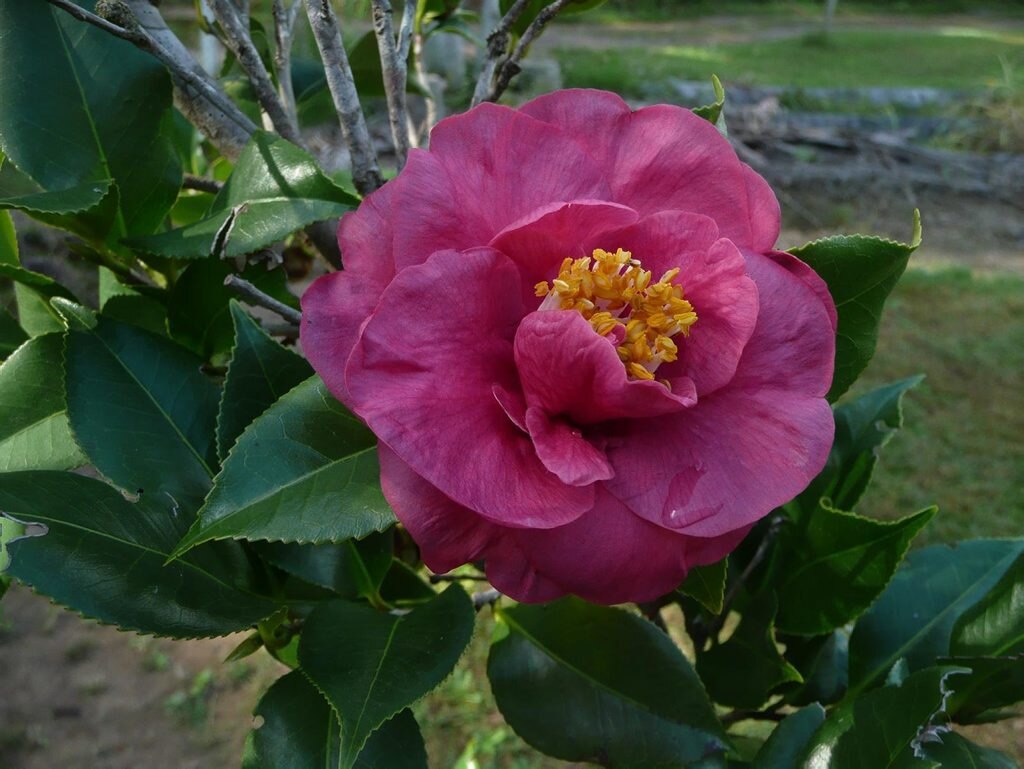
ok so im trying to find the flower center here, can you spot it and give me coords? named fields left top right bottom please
left=534, top=248, right=697, bottom=382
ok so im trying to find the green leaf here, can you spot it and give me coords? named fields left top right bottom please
left=216, top=301, right=312, bottom=459
left=298, top=586, right=473, bottom=768
left=0, top=334, right=85, bottom=471
left=101, top=294, right=169, bottom=337
left=951, top=551, right=1024, bottom=657
left=166, top=258, right=296, bottom=362
left=65, top=315, right=221, bottom=511
left=775, top=503, right=935, bottom=636
left=488, top=597, right=727, bottom=767
left=0, top=262, right=77, bottom=337
left=941, top=655, right=1024, bottom=724
left=818, top=666, right=968, bottom=769
left=379, top=560, right=437, bottom=607
left=782, top=629, right=850, bottom=706
left=0, top=307, right=27, bottom=358
left=697, top=593, right=803, bottom=709
left=798, top=376, right=923, bottom=516
left=692, top=75, right=727, bottom=136
left=847, top=540, right=1024, bottom=697
left=920, top=733, right=1017, bottom=769
left=751, top=705, right=825, bottom=769
left=0, top=1, right=180, bottom=240
left=253, top=672, right=427, bottom=769
left=0, top=513, right=25, bottom=574
left=259, top=531, right=393, bottom=599
left=1, top=471, right=277, bottom=637
left=0, top=208, right=16, bottom=264
left=790, top=211, right=921, bottom=401
left=126, top=131, right=357, bottom=259
left=679, top=557, right=727, bottom=614
left=175, top=376, right=393, bottom=553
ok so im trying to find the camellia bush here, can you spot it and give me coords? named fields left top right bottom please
left=1, top=1, right=1022, bottom=767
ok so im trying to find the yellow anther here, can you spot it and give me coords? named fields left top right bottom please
left=534, top=247, right=698, bottom=382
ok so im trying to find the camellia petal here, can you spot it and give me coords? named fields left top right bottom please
left=346, top=248, right=593, bottom=530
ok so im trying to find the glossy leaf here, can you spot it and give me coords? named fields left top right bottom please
left=126, top=131, right=357, bottom=259
left=65, top=315, right=220, bottom=511
left=847, top=540, right=1024, bottom=696
left=783, top=630, right=850, bottom=707
left=0, top=307, right=26, bottom=358
left=941, top=655, right=1024, bottom=724
left=790, top=212, right=921, bottom=401
left=0, top=1, right=180, bottom=239
left=489, top=598, right=727, bottom=767
left=697, top=593, right=803, bottom=709
left=0, top=334, right=85, bottom=471
left=920, top=733, right=1017, bottom=769
left=166, top=259, right=297, bottom=363
left=216, top=301, right=312, bottom=459
left=951, top=551, right=1024, bottom=656
left=812, top=666, right=968, bottom=769
left=101, top=294, right=169, bottom=337
left=680, top=558, right=727, bottom=614
left=379, top=560, right=437, bottom=606
left=751, top=705, right=825, bottom=769
left=775, top=503, right=934, bottom=636
left=259, top=531, right=392, bottom=599
left=797, top=376, right=923, bottom=515
left=0, top=262, right=77, bottom=337
left=1, top=471, right=277, bottom=637
left=252, top=672, right=427, bottom=769
left=175, top=376, right=393, bottom=553
left=298, top=586, right=473, bottom=768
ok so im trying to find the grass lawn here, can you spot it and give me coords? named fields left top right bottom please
left=554, top=27, right=1024, bottom=97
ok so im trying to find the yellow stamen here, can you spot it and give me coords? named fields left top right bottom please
left=535, top=248, right=698, bottom=383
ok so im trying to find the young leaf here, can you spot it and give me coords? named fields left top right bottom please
left=692, top=75, right=727, bottom=136
left=774, top=502, right=935, bottom=636
left=65, top=315, right=221, bottom=511
left=679, top=557, right=727, bottom=614
left=252, top=672, right=428, bottom=769
left=790, top=211, right=921, bottom=401
left=1, top=471, right=277, bottom=638
left=750, top=704, right=825, bottom=769
left=216, top=301, right=313, bottom=459
left=697, top=593, right=803, bottom=709
left=797, top=376, right=923, bottom=516
left=488, top=597, right=728, bottom=767
left=847, top=539, right=1024, bottom=696
left=0, top=334, right=85, bottom=471
left=0, top=1, right=180, bottom=239
left=126, top=132, right=358, bottom=260
left=174, top=376, right=393, bottom=554
left=298, top=586, right=473, bottom=769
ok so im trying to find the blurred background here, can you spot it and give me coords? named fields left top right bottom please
left=2, top=1, right=1022, bottom=767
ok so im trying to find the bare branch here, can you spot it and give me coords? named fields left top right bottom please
left=272, top=0, right=302, bottom=128
left=183, top=174, right=224, bottom=194
left=370, top=0, right=411, bottom=169
left=47, top=0, right=143, bottom=44
left=487, top=0, right=573, bottom=103
left=412, top=32, right=440, bottom=141
left=208, top=0, right=302, bottom=144
left=303, top=0, right=383, bottom=196
left=397, top=0, right=415, bottom=62
left=223, top=275, right=303, bottom=326
left=471, top=0, right=531, bottom=106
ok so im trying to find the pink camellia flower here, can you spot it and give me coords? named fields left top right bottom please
left=301, top=89, right=837, bottom=605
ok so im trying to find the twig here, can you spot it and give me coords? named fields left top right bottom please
left=223, top=275, right=302, bottom=325
left=370, top=0, right=411, bottom=170
left=472, top=589, right=502, bottom=610
left=272, top=0, right=302, bottom=128
left=47, top=0, right=142, bottom=43
left=304, top=0, right=383, bottom=195
left=208, top=0, right=302, bottom=144
left=429, top=572, right=490, bottom=583
left=182, top=174, right=224, bottom=194
left=487, top=0, right=573, bottom=103
left=471, top=0, right=531, bottom=107
left=412, top=31, right=440, bottom=142
left=705, top=514, right=785, bottom=644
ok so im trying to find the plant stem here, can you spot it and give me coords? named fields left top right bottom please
left=223, top=274, right=302, bottom=326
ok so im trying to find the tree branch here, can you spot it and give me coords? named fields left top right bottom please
left=471, top=0, right=531, bottom=107
left=486, top=0, right=573, bottom=104
left=370, top=0, right=412, bottom=169
left=183, top=174, right=224, bottom=194
left=208, top=0, right=302, bottom=144
left=303, top=0, right=383, bottom=195
left=272, top=0, right=302, bottom=128
left=223, top=275, right=302, bottom=325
